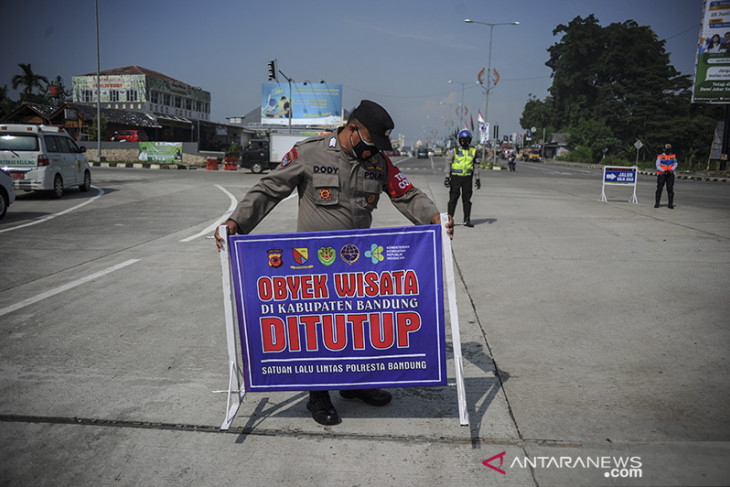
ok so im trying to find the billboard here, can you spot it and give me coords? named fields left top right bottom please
left=72, top=74, right=210, bottom=104
left=693, top=0, right=730, bottom=103
left=228, top=225, right=446, bottom=392
left=261, top=82, right=343, bottom=127
left=138, top=142, right=183, bottom=162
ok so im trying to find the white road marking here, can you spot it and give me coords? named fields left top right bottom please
left=180, top=184, right=238, bottom=242
left=180, top=184, right=297, bottom=242
left=0, top=258, right=141, bottom=318
left=0, top=186, right=105, bottom=234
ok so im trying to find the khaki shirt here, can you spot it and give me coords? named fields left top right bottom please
left=229, top=129, right=440, bottom=234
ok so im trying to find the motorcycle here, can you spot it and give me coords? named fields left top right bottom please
left=508, top=155, right=516, bottom=172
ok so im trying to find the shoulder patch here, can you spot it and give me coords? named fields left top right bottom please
left=280, top=147, right=298, bottom=167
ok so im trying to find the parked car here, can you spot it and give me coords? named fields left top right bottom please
left=0, top=168, right=15, bottom=219
left=417, top=147, right=429, bottom=159
left=0, top=124, right=92, bottom=198
left=110, top=130, right=149, bottom=142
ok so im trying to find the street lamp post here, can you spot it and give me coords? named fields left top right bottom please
left=278, top=70, right=293, bottom=134
left=95, top=0, right=102, bottom=162
left=448, top=80, right=471, bottom=130
left=464, top=19, right=519, bottom=165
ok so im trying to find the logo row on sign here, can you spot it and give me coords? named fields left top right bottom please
left=266, top=243, right=410, bottom=269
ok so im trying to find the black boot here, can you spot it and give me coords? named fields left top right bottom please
left=464, top=218, right=474, bottom=227
left=307, top=391, right=341, bottom=425
left=668, top=194, right=674, bottom=209
left=654, top=199, right=660, bottom=208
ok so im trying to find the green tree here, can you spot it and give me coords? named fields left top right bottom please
left=0, top=84, right=19, bottom=118
left=567, top=118, right=623, bottom=163
left=524, top=15, right=721, bottom=163
left=225, top=142, right=242, bottom=160
left=11, top=63, right=49, bottom=103
left=519, top=94, right=554, bottom=136
left=87, top=114, right=108, bottom=141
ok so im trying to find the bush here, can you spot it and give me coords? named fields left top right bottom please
left=225, top=143, right=241, bottom=160
left=559, top=145, right=593, bottom=163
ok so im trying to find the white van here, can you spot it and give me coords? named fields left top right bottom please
left=0, top=124, right=92, bottom=198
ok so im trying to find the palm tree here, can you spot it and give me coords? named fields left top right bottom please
left=11, top=63, right=49, bottom=101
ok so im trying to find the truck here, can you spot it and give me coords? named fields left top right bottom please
left=239, top=133, right=314, bottom=173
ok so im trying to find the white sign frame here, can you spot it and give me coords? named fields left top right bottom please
left=217, top=220, right=469, bottom=430
left=600, top=166, right=639, bottom=204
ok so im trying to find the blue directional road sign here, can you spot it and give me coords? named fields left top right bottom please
left=604, top=167, right=637, bottom=184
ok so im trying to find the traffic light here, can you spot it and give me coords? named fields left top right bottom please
left=267, top=60, right=277, bottom=81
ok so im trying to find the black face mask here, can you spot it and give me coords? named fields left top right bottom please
left=350, top=127, right=379, bottom=160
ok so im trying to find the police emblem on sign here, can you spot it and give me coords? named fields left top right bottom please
left=318, top=247, right=336, bottom=266
left=267, top=249, right=283, bottom=268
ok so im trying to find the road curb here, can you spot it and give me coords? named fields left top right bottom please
left=90, top=162, right=192, bottom=170
left=543, top=160, right=728, bottom=183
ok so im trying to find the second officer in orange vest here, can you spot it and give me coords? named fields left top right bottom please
left=655, top=144, right=678, bottom=209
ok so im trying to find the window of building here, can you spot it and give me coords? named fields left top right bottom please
left=127, top=89, right=138, bottom=102
left=163, top=93, right=171, bottom=106
left=185, top=99, right=192, bottom=110
left=110, top=90, right=120, bottom=102
left=82, top=90, right=94, bottom=102
left=174, top=96, right=182, bottom=108
left=150, top=91, right=159, bottom=104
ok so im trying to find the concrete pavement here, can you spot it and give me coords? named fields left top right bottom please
left=0, top=163, right=728, bottom=486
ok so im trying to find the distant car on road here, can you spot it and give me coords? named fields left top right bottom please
left=110, top=130, right=148, bottom=142
left=417, top=147, right=429, bottom=159
left=0, top=168, right=16, bottom=219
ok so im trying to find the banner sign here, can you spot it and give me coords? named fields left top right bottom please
left=138, top=142, right=182, bottom=162
left=261, top=82, right=343, bottom=127
left=228, top=225, right=446, bottom=392
left=693, top=0, right=730, bottom=103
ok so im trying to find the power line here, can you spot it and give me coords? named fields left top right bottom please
left=665, top=23, right=701, bottom=41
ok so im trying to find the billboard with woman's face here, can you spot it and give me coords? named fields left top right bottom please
left=694, top=0, right=730, bottom=103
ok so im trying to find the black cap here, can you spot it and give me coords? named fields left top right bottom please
left=351, top=100, right=394, bottom=151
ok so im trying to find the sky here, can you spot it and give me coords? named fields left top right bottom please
left=1, top=0, right=704, bottom=147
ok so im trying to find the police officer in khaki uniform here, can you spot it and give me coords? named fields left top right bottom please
left=215, top=100, right=453, bottom=426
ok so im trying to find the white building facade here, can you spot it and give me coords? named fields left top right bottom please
left=72, top=65, right=211, bottom=122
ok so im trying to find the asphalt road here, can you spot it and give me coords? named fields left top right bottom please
left=1, top=158, right=729, bottom=486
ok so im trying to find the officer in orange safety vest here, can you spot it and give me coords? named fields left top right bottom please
left=655, top=144, right=677, bottom=209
